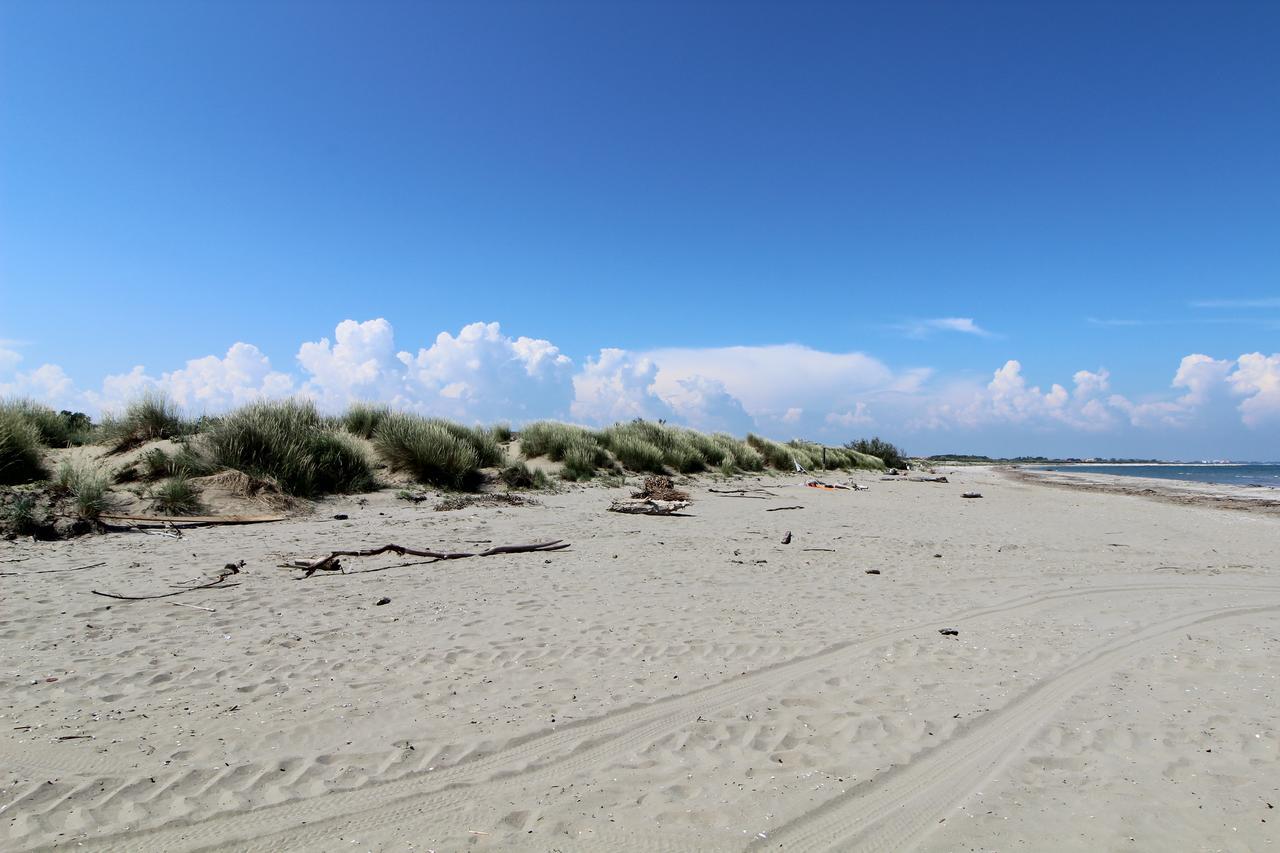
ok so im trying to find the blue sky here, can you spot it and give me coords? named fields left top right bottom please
left=2, top=1, right=1278, bottom=459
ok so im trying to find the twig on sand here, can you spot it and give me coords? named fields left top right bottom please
left=169, top=601, right=216, bottom=612
left=91, top=564, right=242, bottom=601
left=765, top=505, right=804, bottom=512
left=709, top=487, right=777, bottom=497
left=801, top=548, right=836, bottom=552
left=292, top=540, right=570, bottom=578
left=1, top=561, right=106, bottom=577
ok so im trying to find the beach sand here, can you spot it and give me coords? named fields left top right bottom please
left=2, top=467, right=1277, bottom=851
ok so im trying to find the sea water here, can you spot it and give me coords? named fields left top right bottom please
left=1037, top=464, right=1280, bottom=488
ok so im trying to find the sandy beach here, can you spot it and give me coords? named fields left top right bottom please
left=2, top=466, right=1277, bottom=852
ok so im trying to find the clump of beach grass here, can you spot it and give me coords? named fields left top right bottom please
left=136, top=446, right=218, bottom=481
left=519, top=421, right=596, bottom=461
left=372, top=412, right=484, bottom=490
left=99, top=392, right=194, bottom=451
left=203, top=399, right=375, bottom=497
left=341, top=403, right=391, bottom=439
left=149, top=475, right=204, bottom=515
left=499, top=460, right=551, bottom=490
left=2, top=492, right=40, bottom=535
left=711, top=433, right=764, bottom=472
left=0, top=408, right=47, bottom=485
left=54, top=461, right=113, bottom=519
left=559, top=437, right=607, bottom=481
left=0, top=400, right=93, bottom=448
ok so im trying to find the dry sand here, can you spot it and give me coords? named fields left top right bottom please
left=2, top=467, right=1277, bottom=851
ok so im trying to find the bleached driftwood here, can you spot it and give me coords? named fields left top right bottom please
left=290, top=540, right=570, bottom=578
left=608, top=499, right=690, bottom=516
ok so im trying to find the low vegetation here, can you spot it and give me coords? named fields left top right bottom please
left=0, top=400, right=93, bottom=448
left=0, top=407, right=47, bottom=485
left=342, top=403, right=391, bottom=439
left=845, top=437, right=907, bottom=469
left=149, top=475, right=204, bottom=515
left=54, top=461, right=112, bottom=519
left=6, top=392, right=899, bottom=503
left=372, top=412, right=486, bottom=490
left=99, top=392, right=194, bottom=451
left=1, top=492, right=39, bottom=535
left=202, top=399, right=375, bottom=497
left=499, top=460, right=552, bottom=490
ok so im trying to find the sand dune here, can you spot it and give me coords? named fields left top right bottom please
left=2, top=467, right=1277, bottom=851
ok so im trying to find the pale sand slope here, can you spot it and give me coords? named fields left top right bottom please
left=1, top=467, right=1276, bottom=852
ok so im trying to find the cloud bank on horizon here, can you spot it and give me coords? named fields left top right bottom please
left=1, top=318, right=1276, bottom=459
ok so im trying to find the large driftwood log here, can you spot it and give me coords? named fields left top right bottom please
left=608, top=499, right=689, bottom=516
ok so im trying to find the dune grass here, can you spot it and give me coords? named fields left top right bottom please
left=202, top=399, right=375, bottom=497
left=99, top=392, right=195, bottom=451
left=0, top=408, right=47, bottom=485
left=1, top=492, right=39, bottom=535
left=55, top=461, right=113, bottom=519
left=711, top=433, right=765, bottom=471
left=556, top=437, right=603, bottom=481
left=519, top=421, right=594, bottom=461
left=372, top=412, right=485, bottom=490
left=149, top=474, right=204, bottom=515
left=0, top=400, right=92, bottom=448
left=341, top=403, right=391, bottom=439
left=499, top=460, right=552, bottom=490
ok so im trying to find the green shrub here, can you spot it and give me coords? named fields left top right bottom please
left=499, top=460, right=551, bottom=490
left=150, top=475, right=203, bottom=515
left=203, top=399, right=375, bottom=496
left=846, top=437, right=906, bottom=469
left=490, top=423, right=513, bottom=443
left=342, top=403, right=391, bottom=439
left=55, top=461, right=112, bottom=519
left=372, top=412, right=482, bottom=490
left=99, top=392, right=193, bottom=451
left=0, top=410, right=46, bottom=485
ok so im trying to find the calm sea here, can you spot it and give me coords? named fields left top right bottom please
left=1037, top=463, right=1280, bottom=488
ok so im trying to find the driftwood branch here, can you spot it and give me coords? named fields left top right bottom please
left=1, top=561, right=106, bottom=577
left=295, top=540, right=570, bottom=578
left=709, top=487, right=777, bottom=497
left=765, top=505, right=804, bottom=512
left=90, top=560, right=241, bottom=601
left=92, top=565, right=242, bottom=601
left=608, top=500, right=689, bottom=516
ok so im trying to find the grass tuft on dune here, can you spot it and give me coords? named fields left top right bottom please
left=99, top=392, right=195, bottom=452
left=372, top=413, right=484, bottom=490
left=203, top=399, right=375, bottom=497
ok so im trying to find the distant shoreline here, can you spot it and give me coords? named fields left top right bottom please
left=1006, top=466, right=1280, bottom=517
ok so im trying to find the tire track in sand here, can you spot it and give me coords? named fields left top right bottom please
left=746, top=601, right=1280, bottom=853
left=59, top=580, right=1276, bottom=853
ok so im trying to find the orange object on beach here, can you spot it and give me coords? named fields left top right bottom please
left=805, top=480, right=850, bottom=490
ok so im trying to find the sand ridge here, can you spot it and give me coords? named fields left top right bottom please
left=2, top=468, right=1277, bottom=851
